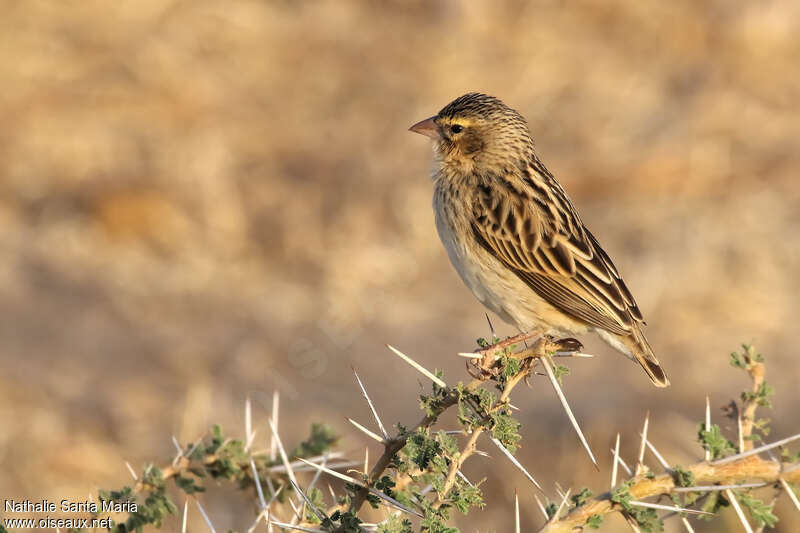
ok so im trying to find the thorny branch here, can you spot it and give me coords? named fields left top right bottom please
left=347, top=331, right=552, bottom=516
left=539, top=344, right=800, bottom=533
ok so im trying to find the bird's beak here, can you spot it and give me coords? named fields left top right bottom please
left=409, top=116, right=440, bottom=139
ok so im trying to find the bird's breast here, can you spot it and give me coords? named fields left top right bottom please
left=432, top=179, right=590, bottom=336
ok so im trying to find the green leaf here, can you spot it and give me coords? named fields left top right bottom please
left=292, top=423, right=338, bottom=457
left=672, top=466, right=694, bottom=488
left=697, top=423, right=736, bottom=460
left=586, top=514, right=603, bottom=529
left=738, top=492, right=778, bottom=528
left=174, top=475, right=205, bottom=494
left=553, top=364, right=570, bottom=384
left=571, top=487, right=593, bottom=507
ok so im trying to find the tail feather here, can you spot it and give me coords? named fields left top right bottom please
left=623, top=330, right=670, bottom=388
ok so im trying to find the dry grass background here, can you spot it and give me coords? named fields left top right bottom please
left=1, top=1, right=799, bottom=531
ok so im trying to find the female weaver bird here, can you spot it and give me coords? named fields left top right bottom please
left=410, top=93, right=669, bottom=387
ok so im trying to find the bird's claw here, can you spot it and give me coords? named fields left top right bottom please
left=465, top=332, right=583, bottom=381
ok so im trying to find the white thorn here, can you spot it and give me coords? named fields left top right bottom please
left=724, top=489, right=754, bottom=533
left=287, top=496, right=302, bottom=523
left=387, top=344, right=447, bottom=388
left=515, top=490, right=521, bottom=533
left=541, top=356, right=598, bottom=469
left=245, top=395, right=253, bottom=451
left=246, top=509, right=268, bottom=533
left=267, top=419, right=299, bottom=487
left=307, top=453, right=329, bottom=493
left=456, top=469, right=473, bottom=487
left=195, top=500, right=218, bottom=533
left=181, top=499, right=188, bottom=533
left=628, top=500, right=713, bottom=516
left=490, top=437, right=542, bottom=491
left=713, top=432, right=800, bottom=465
left=267, top=520, right=325, bottom=533
left=554, top=482, right=566, bottom=502
left=457, top=352, right=482, bottom=359
left=533, top=494, right=548, bottom=520
left=673, top=482, right=766, bottom=492
left=288, top=477, right=326, bottom=523
left=643, top=437, right=671, bottom=471
left=172, top=436, right=183, bottom=466
left=610, top=448, right=633, bottom=476
left=550, top=488, right=571, bottom=523
left=680, top=517, right=695, bottom=533
left=270, top=390, right=280, bottom=461
left=295, top=458, right=422, bottom=517
left=553, top=352, right=595, bottom=358
left=353, top=369, right=390, bottom=440
left=364, top=447, right=370, bottom=474
left=348, top=418, right=387, bottom=444
left=612, top=433, right=621, bottom=488
left=268, top=418, right=302, bottom=518
left=125, top=461, right=138, bottom=481
left=636, top=411, right=650, bottom=475
left=705, top=396, right=711, bottom=461
left=780, top=478, right=800, bottom=512
left=246, top=429, right=259, bottom=453
left=250, top=458, right=268, bottom=510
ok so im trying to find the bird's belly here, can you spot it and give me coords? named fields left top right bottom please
left=434, top=208, right=589, bottom=336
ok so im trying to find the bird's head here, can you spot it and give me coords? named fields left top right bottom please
left=409, top=93, right=534, bottom=176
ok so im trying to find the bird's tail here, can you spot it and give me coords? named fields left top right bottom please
left=622, top=329, right=670, bottom=388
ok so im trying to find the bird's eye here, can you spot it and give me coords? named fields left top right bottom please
left=450, top=125, right=463, bottom=134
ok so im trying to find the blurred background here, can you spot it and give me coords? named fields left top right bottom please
left=1, top=0, right=799, bottom=531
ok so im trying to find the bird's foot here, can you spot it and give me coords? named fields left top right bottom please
left=466, top=332, right=583, bottom=381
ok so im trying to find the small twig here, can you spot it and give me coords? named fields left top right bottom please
left=740, top=358, right=765, bottom=452
left=538, top=455, right=800, bottom=532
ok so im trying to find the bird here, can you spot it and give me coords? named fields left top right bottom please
left=409, top=92, right=669, bottom=387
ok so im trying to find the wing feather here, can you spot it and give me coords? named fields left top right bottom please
left=471, top=178, right=644, bottom=335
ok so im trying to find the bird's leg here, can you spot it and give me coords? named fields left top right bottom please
left=478, top=330, right=543, bottom=358
left=466, top=330, right=584, bottom=380
left=465, top=330, right=542, bottom=380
